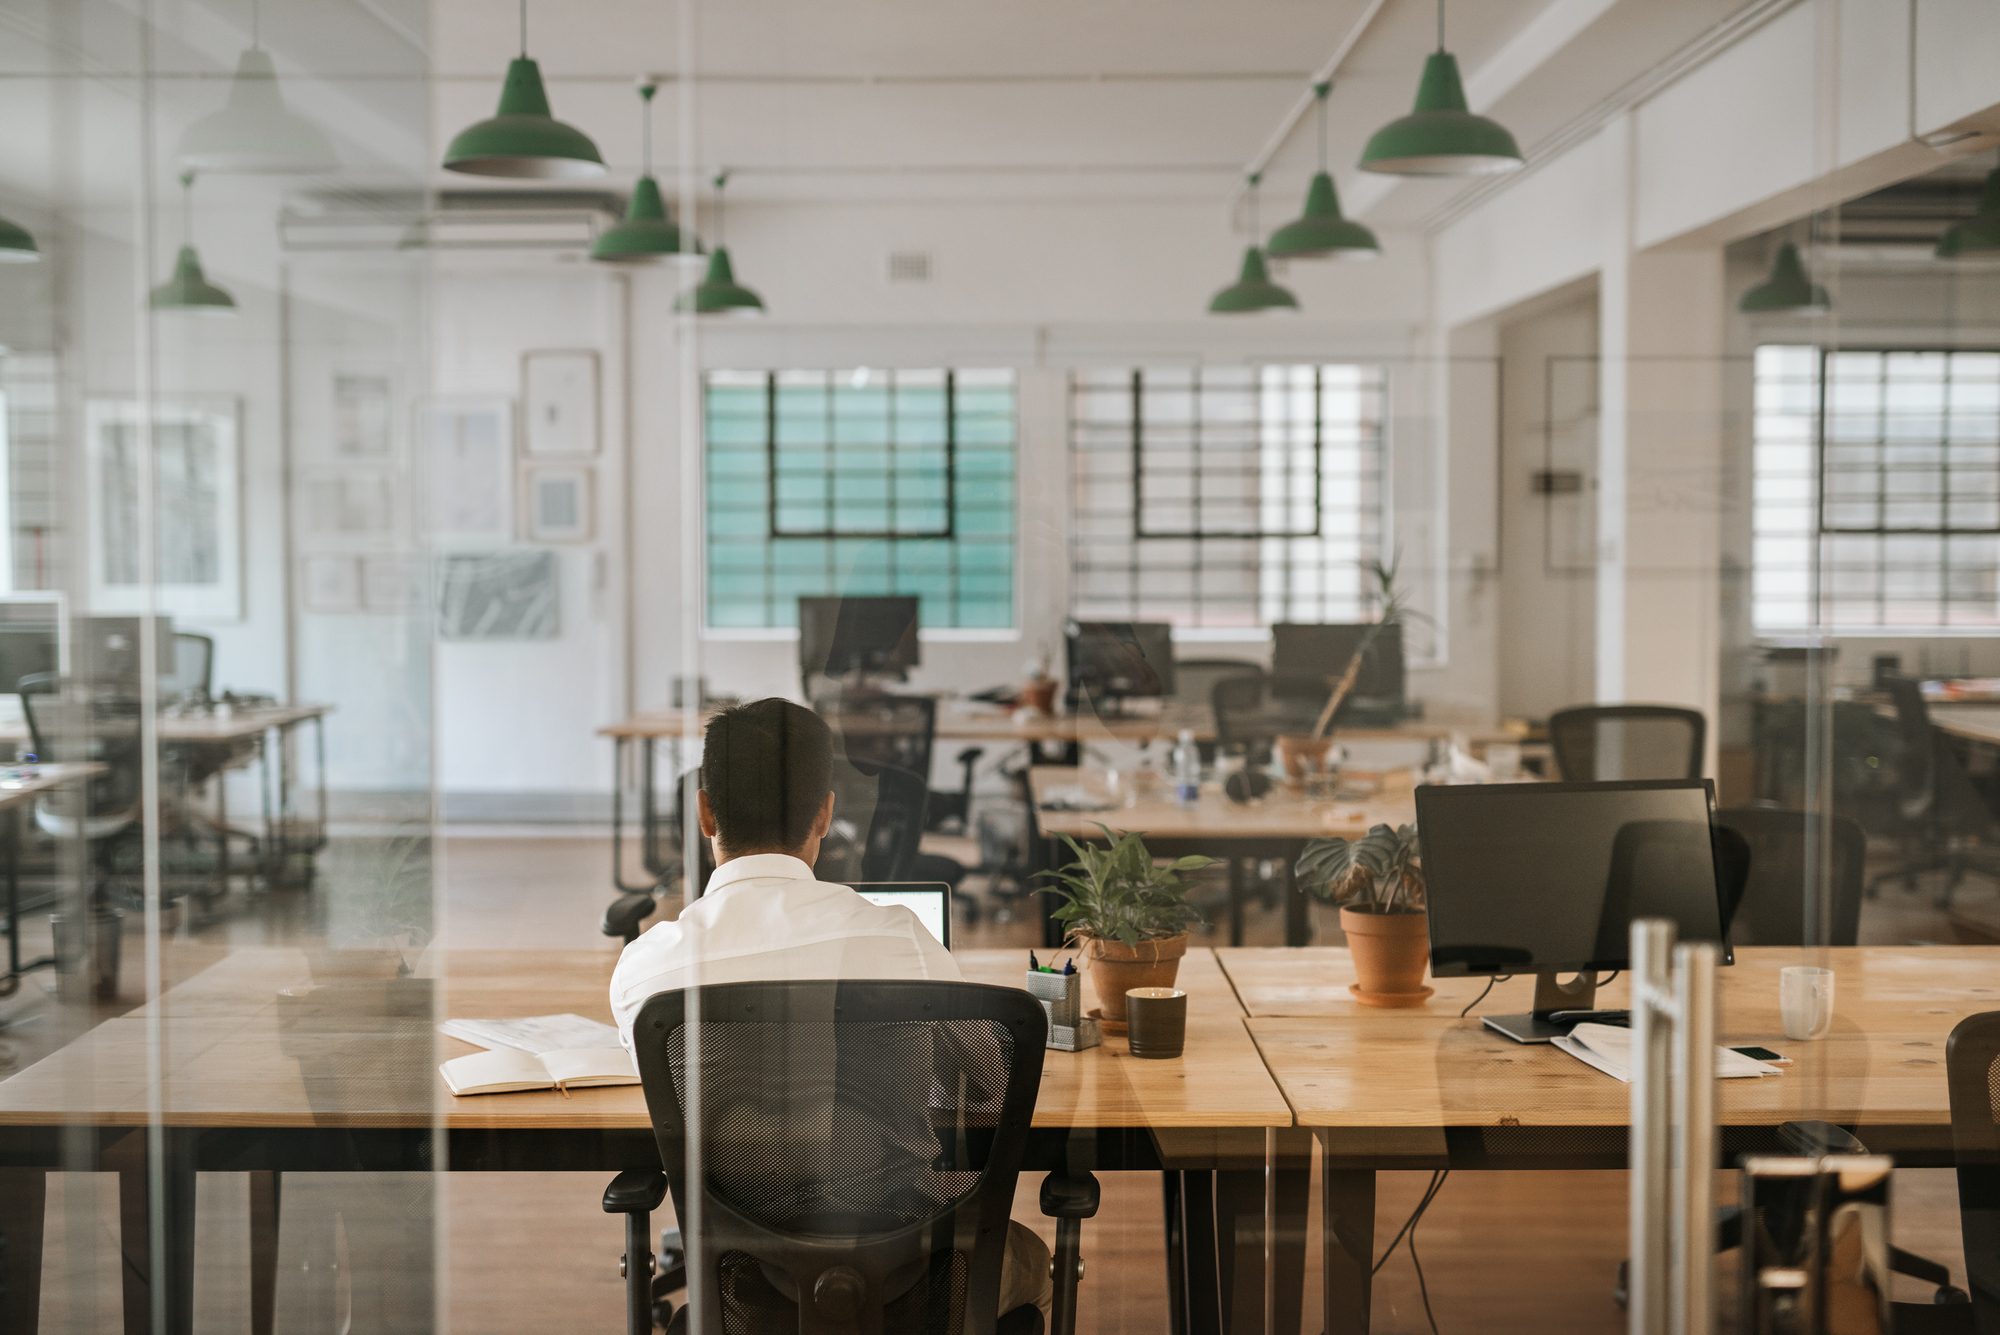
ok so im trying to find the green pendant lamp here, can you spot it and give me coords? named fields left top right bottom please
left=0, top=212, right=40, bottom=264
left=150, top=174, right=237, bottom=315
left=1360, top=0, right=1523, bottom=177
left=1739, top=239, right=1830, bottom=314
left=1209, top=175, right=1299, bottom=315
left=675, top=174, right=764, bottom=316
left=175, top=0, right=338, bottom=174
left=443, top=0, right=604, bottom=179
left=1267, top=82, right=1380, bottom=261
left=591, top=82, right=693, bottom=263
left=1936, top=163, right=2000, bottom=258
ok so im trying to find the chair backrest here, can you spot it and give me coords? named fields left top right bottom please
left=822, top=695, right=938, bottom=782
left=1713, top=807, right=1865, bottom=947
left=18, top=675, right=144, bottom=812
left=1944, top=1011, right=2000, bottom=1329
left=1882, top=677, right=1938, bottom=814
left=160, top=631, right=214, bottom=699
left=1211, top=671, right=1277, bottom=763
left=859, top=764, right=929, bottom=881
left=1173, top=658, right=1261, bottom=710
left=1547, top=704, right=1705, bottom=782
left=632, top=980, right=1046, bottom=1335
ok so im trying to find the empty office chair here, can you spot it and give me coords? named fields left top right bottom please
left=607, top=979, right=1091, bottom=1335
left=1211, top=671, right=1281, bottom=770
left=1174, top=659, right=1261, bottom=764
left=1869, top=677, right=2000, bottom=907
left=926, top=746, right=984, bottom=834
left=19, top=677, right=144, bottom=908
left=1713, top=807, right=1865, bottom=947
left=1547, top=704, right=1704, bottom=782
left=1928, top=1011, right=2000, bottom=1333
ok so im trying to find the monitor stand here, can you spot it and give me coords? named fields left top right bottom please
left=1481, top=970, right=1598, bottom=1045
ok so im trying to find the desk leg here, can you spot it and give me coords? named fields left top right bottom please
left=1322, top=1168, right=1375, bottom=1335
left=1162, top=1173, right=1188, bottom=1335
left=1281, top=854, right=1308, bottom=948
left=249, top=1170, right=280, bottom=1335
left=1212, top=1162, right=1307, bottom=1335
left=1177, top=1172, right=1224, bottom=1335
left=0, top=1168, right=46, bottom=1333
left=1227, top=861, right=1246, bottom=948
left=119, top=1132, right=196, bottom=1335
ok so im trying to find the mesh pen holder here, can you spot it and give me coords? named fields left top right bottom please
left=1026, top=968, right=1101, bottom=1051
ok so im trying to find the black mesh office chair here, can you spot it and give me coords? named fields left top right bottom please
left=19, top=675, right=144, bottom=898
left=1211, top=672, right=1280, bottom=771
left=1174, top=660, right=1260, bottom=764
left=1713, top=808, right=1865, bottom=948
left=1868, top=678, right=2000, bottom=907
left=822, top=696, right=937, bottom=782
left=606, top=980, right=1094, bottom=1335
left=926, top=747, right=984, bottom=834
left=1547, top=704, right=1705, bottom=781
left=1932, top=1011, right=2000, bottom=1333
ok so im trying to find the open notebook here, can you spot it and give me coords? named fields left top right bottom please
left=1553, top=1023, right=1781, bottom=1083
left=440, top=1046, right=639, bottom=1097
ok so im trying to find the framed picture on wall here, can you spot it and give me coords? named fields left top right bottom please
left=522, top=350, right=598, bottom=457
left=524, top=465, right=593, bottom=543
left=333, top=371, right=395, bottom=457
left=86, top=396, right=244, bottom=621
left=418, top=397, right=513, bottom=544
left=299, top=554, right=361, bottom=613
left=362, top=554, right=425, bottom=613
left=301, top=470, right=397, bottom=543
left=435, top=550, right=560, bottom=639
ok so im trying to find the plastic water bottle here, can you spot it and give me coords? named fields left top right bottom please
left=1173, top=728, right=1200, bottom=808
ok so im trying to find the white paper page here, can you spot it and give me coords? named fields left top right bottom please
left=1559, top=1022, right=1779, bottom=1082
left=439, top=1047, right=553, bottom=1097
left=539, top=1047, right=640, bottom=1089
left=438, top=1013, right=621, bottom=1054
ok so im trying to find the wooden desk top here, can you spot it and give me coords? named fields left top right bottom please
left=0, top=946, right=1291, bottom=1132
left=1242, top=946, right=1999, bottom=1130
left=0, top=763, right=104, bottom=811
left=0, top=704, right=330, bottom=747
left=1930, top=706, right=2000, bottom=745
left=1030, top=766, right=1415, bottom=844
left=601, top=707, right=1516, bottom=750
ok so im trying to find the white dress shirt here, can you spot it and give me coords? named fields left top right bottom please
left=608, top=852, right=961, bottom=1049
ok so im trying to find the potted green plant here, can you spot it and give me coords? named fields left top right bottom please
left=1295, top=822, right=1431, bottom=1007
left=1043, top=825, right=1213, bottom=1027
left=1277, top=555, right=1432, bottom=786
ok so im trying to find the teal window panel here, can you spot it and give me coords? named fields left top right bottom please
left=706, top=415, right=768, bottom=447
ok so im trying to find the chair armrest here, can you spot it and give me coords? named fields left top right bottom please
left=1042, top=1171, right=1099, bottom=1335
left=603, top=1168, right=668, bottom=1215
left=602, top=893, right=658, bottom=944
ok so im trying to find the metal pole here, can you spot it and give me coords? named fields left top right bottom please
left=1670, top=942, right=1718, bottom=1335
left=1629, top=918, right=1674, bottom=1335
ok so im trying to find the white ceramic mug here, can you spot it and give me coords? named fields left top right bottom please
left=1780, top=966, right=1835, bottom=1040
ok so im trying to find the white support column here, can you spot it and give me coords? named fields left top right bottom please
left=1596, top=117, right=1727, bottom=771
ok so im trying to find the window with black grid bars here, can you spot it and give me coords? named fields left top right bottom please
left=1753, top=346, right=2000, bottom=632
left=1069, top=365, right=1385, bottom=629
left=706, top=368, right=1015, bottom=630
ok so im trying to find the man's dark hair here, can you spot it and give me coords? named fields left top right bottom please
left=700, top=698, right=834, bottom=853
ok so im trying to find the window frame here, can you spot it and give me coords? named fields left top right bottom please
left=762, top=369, right=959, bottom=542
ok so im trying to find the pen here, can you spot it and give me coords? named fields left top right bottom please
left=1030, top=950, right=1040, bottom=972
left=1063, top=958, right=1074, bottom=975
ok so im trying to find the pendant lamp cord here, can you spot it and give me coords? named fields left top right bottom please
left=1437, top=0, right=1446, bottom=51
left=1247, top=173, right=1261, bottom=244
left=1314, top=81, right=1329, bottom=173
left=638, top=82, right=657, bottom=175
left=714, top=172, right=728, bottom=247
left=249, top=0, right=260, bottom=49
left=519, top=0, right=528, bottom=56
left=179, top=172, right=194, bottom=247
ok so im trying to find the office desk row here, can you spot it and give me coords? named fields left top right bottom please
left=2, top=942, right=1990, bottom=1335
left=597, top=705, right=1505, bottom=896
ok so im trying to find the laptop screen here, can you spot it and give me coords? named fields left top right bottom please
left=852, top=882, right=952, bottom=950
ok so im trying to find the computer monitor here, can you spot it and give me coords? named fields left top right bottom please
left=1065, top=621, right=1174, bottom=709
left=0, top=624, right=58, bottom=693
left=1271, top=623, right=1405, bottom=717
left=851, top=882, right=952, bottom=949
left=798, top=596, right=920, bottom=683
left=1415, top=779, right=1730, bottom=1044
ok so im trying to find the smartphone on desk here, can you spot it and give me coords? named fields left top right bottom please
left=1731, top=1045, right=1791, bottom=1066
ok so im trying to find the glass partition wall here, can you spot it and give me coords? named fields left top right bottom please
left=0, top=1, right=1995, bottom=1332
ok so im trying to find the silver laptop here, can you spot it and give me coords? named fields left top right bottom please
left=851, top=881, right=952, bottom=950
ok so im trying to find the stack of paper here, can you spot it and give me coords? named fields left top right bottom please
left=439, top=1013, right=621, bottom=1054
left=1553, top=1022, right=1781, bottom=1083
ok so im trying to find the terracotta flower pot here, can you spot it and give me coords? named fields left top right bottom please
left=1276, top=735, right=1337, bottom=790
left=1018, top=679, right=1058, bottom=715
left=1339, top=907, right=1432, bottom=1007
left=1084, top=934, right=1188, bottom=1026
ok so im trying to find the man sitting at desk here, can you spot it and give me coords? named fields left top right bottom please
left=609, top=697, right=1051, bottom=1321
